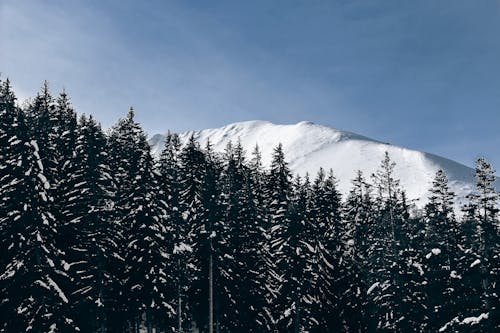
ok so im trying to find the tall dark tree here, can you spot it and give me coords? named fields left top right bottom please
left=463, top=158, right=499, bottom=331
left=24, top=82, right=58, bottom=179
left=248, top=144, right=277, bottom=330
left=216, top=141, right=268, bottom=332
left=179, top=137, right=223, bottom=333
left=157, top=131, right=191, bottom=333
left=265, top=143, right=293, bottom=331
left=108, top=109, right=175, bottom=332
left=369, top=152, right=409, bottom=332
left=0, top=104, right=77, bottom=332
left=313, top=169, right=346, bottom=332
left=64, top=115, right=119, bottom=333
left=422, top=170, right=462, bottom=332
left=342, top=170, right=374, bottom=332
left=0, top=78, right=18, bottom=275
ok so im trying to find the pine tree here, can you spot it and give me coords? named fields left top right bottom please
left=0, top=78, right=23, bottom=330
left=24, top=82, right=58, bottom=179
left=312, top=169, right=345, bottom=332
left=0, top=78, right=18, bottom=276
left=0, top=105, right=77, bottom=332
left=464, top=158, right=499, bottom=331
left=369, top=152, right=408, bottom=332
left=108, top=109, right=175, bottom=332
left=63, top=115, right=119, bottom=332
left=157, top=131, right=192, bottom=333
left=216, top=141, right=268, bottom=332
left=277, top=174, right=318, bottom=332
left=342, top=170, right=374, bottom=332
left=264, top=143, right=295, bottom=331
left=421, top=170, right=462, bottom=332
left=178, top=137, right=223, bottom=333
left=248, top=144, right=277, bottom=330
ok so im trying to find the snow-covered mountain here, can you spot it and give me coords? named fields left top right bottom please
left=149, top=120, right=481, bottom=207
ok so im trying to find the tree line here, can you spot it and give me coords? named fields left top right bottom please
left=0, top=79, right=499, bottom=332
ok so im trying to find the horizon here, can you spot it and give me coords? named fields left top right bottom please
left=2, top=0, right=500, bottom=168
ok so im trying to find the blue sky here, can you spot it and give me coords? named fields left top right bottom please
left=1, top=0, right=500, bottom=168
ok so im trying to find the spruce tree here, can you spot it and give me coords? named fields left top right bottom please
left=265, top=143, right=295, bottom=331
left=178, top=137, right=223, bottom=333
left=64, top=115, right=119, bottom=332
left=0, top=105, right=77, bottom=332
left=464, top=158, right=499, bottom=331
left=369, top=152, right=407, bottom=332
left=248, top=144, right=277, bottom=330
left=108, top=109, right=175, bottom=332
left=157, top=131, right=192, bottom=333
left=216, top=141, right=268, bottom=332
left=342, top=170, right=373, bottom=332
left=312, top=169, right=345, bottom=332
left=422, top=170, right=462, bottom=332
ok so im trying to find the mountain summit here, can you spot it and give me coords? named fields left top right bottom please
left=150, top=120, right=476, bottom=205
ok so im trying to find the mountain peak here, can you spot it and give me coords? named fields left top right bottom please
left=150, top=120, right=476, bottom=206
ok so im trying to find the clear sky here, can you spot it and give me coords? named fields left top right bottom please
left=1, top=0, right=499, bottom=168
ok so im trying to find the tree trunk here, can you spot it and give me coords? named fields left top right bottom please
left=178, top=269, right=183, bottom=333
left=209, top=253, right=214, bottom=333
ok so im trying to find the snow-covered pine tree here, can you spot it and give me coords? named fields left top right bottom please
left=107, top=109, right=175, bottom=332
left=179, top=137, right=223, bottom=333
left=0, top=78, right=18, bottom=277
left=342, top=170, right=374, bottom=332
left=453, top=199, right=485, bottom=333
left=216, top=141, right=268, bottom=332
left=264, top=143, right=295, bottom=331
left=369, top=151, right=408, bottom=332
left=270, top=173, right=317, bottom=332
left=0, top=101, right=77, bottom=332
left=0, top=78, right=17, bottom=183
left=49, top=89, right=79, bottom=246
left=0, top=78, right=23, bottom=329
left=156, top=131, right=192, bottom=333
left=248, top=144, right=277, bottom=330
left=312, top=168, right=346, bottom=333
left=465, top=158, right=499, bottom=331
left=63, top=115, right=119, bottom=332
left=24, top=82, right=58, bottom=180
left=422, top=169, right=462, bottom=332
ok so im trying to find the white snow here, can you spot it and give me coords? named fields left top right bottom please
left=367, top=282, right=380, bottom=295
left=439, top=313, right=489, bottom=332
left=48, top=324, right=57, bottom=333
left=47, top=276, right=69, bottom=303
left=432, top=248, right=441, bottom=255
left=37, top=173, right=50, bottom=189
left=63, top=261, right=71, bottom=271
left=470, top=259, right=481, bottom=268
left=461, top=312, right=488, bottom=325
left=426, top=248, right=441, bottom=259
left=173, top=243, right=193, bottom=254
left=411, top=261, right=424, bottom=276
left=150, top=120, right=483, bottom=206
left=301, top=240, right=316, bottom=253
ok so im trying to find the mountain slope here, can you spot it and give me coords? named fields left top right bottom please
left=149, top=120, right=479, bottom=206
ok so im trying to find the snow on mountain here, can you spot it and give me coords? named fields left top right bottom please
left=149, top=120, right=481, bottom=207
